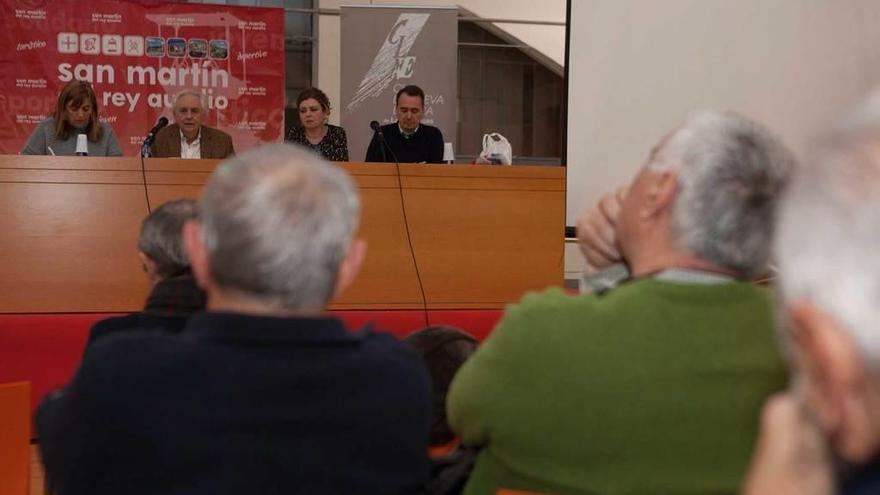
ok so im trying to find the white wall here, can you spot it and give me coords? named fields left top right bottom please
left=566, top=0, right=880, bottom=224
left=316, top=0, right=566, bottom=125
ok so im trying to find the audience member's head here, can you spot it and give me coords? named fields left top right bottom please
left=404, top=325, right=479, bottom=448
left=138, top=198, right=198, bottom=285
left=395, top=85, right=426, bottom=134
left=184, top=144, right=365, bottom=313
left=774, top=109, right=880, bottom=464
left=172, top=89, right=209, bottom=142
left=616, top=111, right=795, bottom=278
left=53, top=79, right=103, bottom=143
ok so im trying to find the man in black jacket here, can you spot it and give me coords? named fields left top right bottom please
left=86, top=198, right=205, bottom=349
left=37, top=144, right=432, bottom=495
left=365, top=85, right=444, bottom=164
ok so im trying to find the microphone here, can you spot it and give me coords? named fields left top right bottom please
left=141, top=117, right=169, bottom=157
left=369, top=120, right=399, bottom=164
left=146, top=117, right=169, bottom=140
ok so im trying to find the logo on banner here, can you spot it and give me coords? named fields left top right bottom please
left=346, top=13, right=429, bottom=112
left=124, top=36, right=144, bottom=56
left=102, top=35, right=123, bottom=55
left=56, top=33, right=227, bottom=59
left=58, top=33, right=78, bottom=54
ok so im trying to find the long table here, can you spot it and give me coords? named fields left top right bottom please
left=0, top=156, right=565, bottom=312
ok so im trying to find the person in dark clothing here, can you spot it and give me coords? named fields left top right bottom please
left=405, top=325, right=479, bottom=451
left=37, top=144, right=432, bottom=495
left=86, top=199, right=205, bottom=348
left=405, top=325, right=480, bottom=495
left=365, top=85, right=444, bottom=164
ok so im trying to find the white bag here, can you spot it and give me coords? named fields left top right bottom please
left=478, top=133, right=512, bottom=165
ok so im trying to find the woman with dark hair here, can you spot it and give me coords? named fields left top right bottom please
left=285, top=87, right=349, bottom=161
left=22, top=80, right=122, bottom=156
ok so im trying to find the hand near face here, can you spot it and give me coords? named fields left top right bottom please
left=576, top=185, right=628, bottom=271
left=741, top=393, right=835, bottom=495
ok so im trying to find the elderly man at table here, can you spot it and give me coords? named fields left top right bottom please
left=151, top=89, right=235, bottom=159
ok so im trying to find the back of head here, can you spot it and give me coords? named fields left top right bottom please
left=651, top=111, right=796, bottom=277
left=138, top=198, right=198, bottom=278
left=775, top=105, right=880, bottom=371
left=199, top=144, right=359, bottom=311
left=404, top=325, right=479, bottom=446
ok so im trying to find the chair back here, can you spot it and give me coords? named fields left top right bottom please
left=0, top=381, right=30, bottom=495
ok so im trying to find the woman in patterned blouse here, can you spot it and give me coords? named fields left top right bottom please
left=285, top=87, right=349, bottom=162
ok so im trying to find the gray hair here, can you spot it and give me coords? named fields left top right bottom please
left=649, top=111, right=796, bottom=277
left=172, top=89, right=208, bottom=114
left=199, top=144, right=360, bottom=311
left=138, top=198, right=199, bottom=278
left=775, top=105, right=880, bottom=369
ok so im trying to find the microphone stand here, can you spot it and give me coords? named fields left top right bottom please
left=141, top=118, right=168, bottom=158
left=374, top=127, right=399, bottom=164
left=141, top=138, right=154, bottom=158
left=372, top=125, right=388, bottom=163
left=370, top=124, right=425, bottom=325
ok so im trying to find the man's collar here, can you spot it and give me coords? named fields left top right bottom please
left=653, top=267, right=736, bottom=284
left=179, top=127, right=201, bottom=145
left=399, top=123, right=419, bottom=138
left=183, top=311, right=362, bottom=344
left=580, top=264, right=736, bottom=294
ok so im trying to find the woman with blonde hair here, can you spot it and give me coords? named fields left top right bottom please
left=23, top=80, right=122, bottom=156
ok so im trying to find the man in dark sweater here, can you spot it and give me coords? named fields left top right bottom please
left=85, top=198, right=206, bottom=349
left=365, top=85, right=444, bottom=163
left=37, top=144, right=432, bottom=495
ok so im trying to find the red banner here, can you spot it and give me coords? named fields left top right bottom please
left=0, top=0, right=284, bottom=155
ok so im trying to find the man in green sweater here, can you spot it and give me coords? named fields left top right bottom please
left=447, top=111, right=795, bottom=495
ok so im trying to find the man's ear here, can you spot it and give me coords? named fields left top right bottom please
left=138, top=251, right=160, bottom=284
left=641, top=169, right=678, bottom=219
left=332, top=238, right=367, bottom=300
left=182, top=220, right=211, bottom=290
left=787, top=301, right=861, bottom=435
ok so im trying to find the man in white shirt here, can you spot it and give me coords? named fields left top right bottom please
left=152, top=89, right=235, bottom=159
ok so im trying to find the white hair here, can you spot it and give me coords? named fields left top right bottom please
left=199, top=144, right=360, bottom=311
left=649, top=111, right=796, bottom=277
left=775, top=105, right=880, bottom=370
left=172, top=89, right=208, bottom=114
